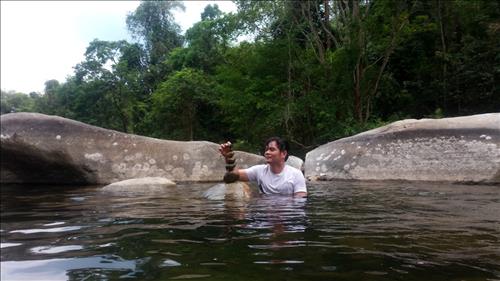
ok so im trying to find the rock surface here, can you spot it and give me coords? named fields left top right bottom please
left=305, top=113, right=500, bottom=183
left=286, top=155, right=304, bottom=171
left=101, top=177, right=176, bottom=193
left=0, top=113, right=265, bottom=184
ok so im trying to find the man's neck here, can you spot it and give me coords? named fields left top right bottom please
left=269, top=162, right=285, bottom=174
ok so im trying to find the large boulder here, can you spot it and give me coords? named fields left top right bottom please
left=305, top=113, right=500, bottom=184
left=0, top=113, right=265, bottom=184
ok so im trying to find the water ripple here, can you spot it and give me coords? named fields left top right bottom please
left=9, top=226, right=84, bottom=234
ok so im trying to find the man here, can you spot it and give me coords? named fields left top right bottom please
left=219, top=137, right=307, bottom=197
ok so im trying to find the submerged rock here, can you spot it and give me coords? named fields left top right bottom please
left=0, top=113, right=265, bottom=184
left=203, top=182, right=252, bottom=200
left=101, top=177, right=176, bottom=193
left=305, top=113, right=500, bottom=184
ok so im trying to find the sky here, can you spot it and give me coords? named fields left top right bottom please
left=1, top=1, right=237, bottom=94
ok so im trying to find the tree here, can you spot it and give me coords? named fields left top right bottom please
left=15, top=0, right=497, bottom=151
left=150, top=68, right=217, bottom=140
left=165, top=4, right=233, bottom=75
left=0, top=90, right=35, bottom=114
left=126, top=1, right=185, bottom=92
left=126, top=0, right=184, bottom=65
left=73, top=40, right=147, bottom=132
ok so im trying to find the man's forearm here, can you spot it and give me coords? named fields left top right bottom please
left=294, top=191, right=307, bottom=198
left=222, top=142, right=239, bottom=183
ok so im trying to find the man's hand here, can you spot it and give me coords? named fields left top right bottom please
left=219, top=141, right=250, bottom=183
left=219, top=141, right=233, bottom=159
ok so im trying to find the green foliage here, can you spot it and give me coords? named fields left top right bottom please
left=1, top=90, right=35, bottom=114
left=126, top=1, right=185, bottom=65
left=150, top=68, right=220, bottom=141
left=71, top=40, right=149, bottom=132
left=126, top=1, right=185, bottom=93
left=8, top=0, right=498, bottom=153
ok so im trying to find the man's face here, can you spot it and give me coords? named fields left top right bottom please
left=264, top=141, right=286, bottom=164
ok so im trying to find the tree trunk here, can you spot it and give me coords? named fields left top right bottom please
left=438, top=0, right=448, bottom=112
left=352, top=0, right=364, bottom=123
left=285, top=31, right=293, bottom=137
left=324, top=0, right=331, bottom=50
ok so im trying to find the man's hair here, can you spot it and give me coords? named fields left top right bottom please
left=265, top=136, right=289, bottom=161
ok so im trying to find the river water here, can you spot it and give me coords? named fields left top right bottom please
left=1, top=181, right=499, bottom=281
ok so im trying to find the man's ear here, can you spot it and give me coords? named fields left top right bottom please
left=281, top=150, right=288, bottom=159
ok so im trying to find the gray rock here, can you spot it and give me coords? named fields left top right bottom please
left=286, top=155, right=304, bottom=172
left=159, top=258, right=182, bottom=267
left=305, top=113, right=500, bottom=184
left=101, top=177, right=176, bottom=193
left=0, top=113, right=265, bottom=184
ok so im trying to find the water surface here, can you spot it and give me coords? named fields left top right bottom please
left=1, top=181, right=499, bottom=281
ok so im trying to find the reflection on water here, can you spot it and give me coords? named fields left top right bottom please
left=1, top=256, right=139, bottom=281
left=1, top=181, right=499, bottom=281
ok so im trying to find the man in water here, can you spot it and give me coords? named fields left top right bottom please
left=219, top=137, right=307, bottom=197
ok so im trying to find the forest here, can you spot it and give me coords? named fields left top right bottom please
left=1, top=0, right=498, bottom=155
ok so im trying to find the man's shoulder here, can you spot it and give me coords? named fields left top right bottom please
left=245, top=164, right=268, bottom=173
left=252, top=164, right=268, bottom=170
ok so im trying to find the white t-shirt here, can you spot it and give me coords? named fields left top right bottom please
left=244, top=164, right=307, bottom=195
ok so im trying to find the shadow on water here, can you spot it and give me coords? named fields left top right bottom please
left=1, top=181, right=499, bottom=280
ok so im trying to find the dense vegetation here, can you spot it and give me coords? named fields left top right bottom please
left=2, top=0, right=498, bottom=154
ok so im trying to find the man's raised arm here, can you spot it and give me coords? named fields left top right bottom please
left=219, top=141, right=249, bottom=183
